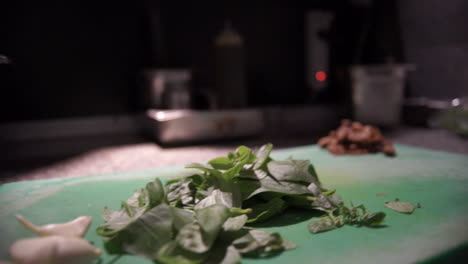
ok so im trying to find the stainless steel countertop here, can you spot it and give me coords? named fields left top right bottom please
left=1, top=126, right=467, bottom=184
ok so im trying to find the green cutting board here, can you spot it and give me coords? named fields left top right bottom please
left=1, top=145, right=468, bottom=264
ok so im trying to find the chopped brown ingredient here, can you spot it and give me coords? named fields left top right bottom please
left=318, top=119, right=396, bottom=156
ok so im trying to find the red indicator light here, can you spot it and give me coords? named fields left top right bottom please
left=315, top=71, right=327, bottom=82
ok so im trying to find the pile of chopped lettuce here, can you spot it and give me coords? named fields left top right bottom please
left=96, top=144, right=385, bottom=263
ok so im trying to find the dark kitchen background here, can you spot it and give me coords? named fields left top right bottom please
left=2, top=0, right=467, bottom=120
left=1, top=0, right=468, bottom=177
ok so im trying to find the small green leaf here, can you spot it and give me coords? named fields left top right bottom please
left=223, top=215, right=248, bottom=232
left=223, top=162, right=245, bottom=179
left=196, top=204, right=231, bottom=250
left=244, top=177, right=311, bottom=199
left=253, top=144, right=273, bottom=170
left=307, top=183, right=334, bottom=210
left=384, top=199, right=416, bottom=214
left=146, top=178, right=166, bottom=207
left=363, top=212, right=386, bottom=226
left=194, top=189, right=233, bottom=210
left=267, top=159, right=318, bottom=184
left=308, top=216, right=339, bottom=233
left=209, top=157, right=235, bottom=170
left=235, top=146, right=251, bottom=157
left=233, top=146, right=256, bottom=165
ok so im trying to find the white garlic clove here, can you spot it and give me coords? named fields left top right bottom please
left=9, top=236, right=101, bottom=264
left=16, top=215, right=92, bottom=238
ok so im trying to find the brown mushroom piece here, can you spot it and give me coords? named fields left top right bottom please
left=317, top=120, right=396, bottom=156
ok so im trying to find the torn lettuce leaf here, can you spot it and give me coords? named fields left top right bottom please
left=384, top=199, right=417, bottom=214
left=96, top=178, right=166, bottom=236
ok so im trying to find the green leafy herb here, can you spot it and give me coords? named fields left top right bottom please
left=384, top=198, right=418, bottom=214
left=96, top=143, right=386, bottom=263
left=308, top=202, right=385, bottom=234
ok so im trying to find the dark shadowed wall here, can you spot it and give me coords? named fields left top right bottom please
left=398, top=0, right=468, bottom=99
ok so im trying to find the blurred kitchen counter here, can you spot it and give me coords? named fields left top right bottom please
left=1, top=125, right=467, bottom=184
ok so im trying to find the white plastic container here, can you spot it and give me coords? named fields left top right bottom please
left=351, top=64, right=413, bottom=127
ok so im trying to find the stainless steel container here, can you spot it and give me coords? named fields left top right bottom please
left=146, top=109, right=264, bottom=144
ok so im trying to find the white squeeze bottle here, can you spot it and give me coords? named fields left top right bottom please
left=214, top=20, right=247, bottom=109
